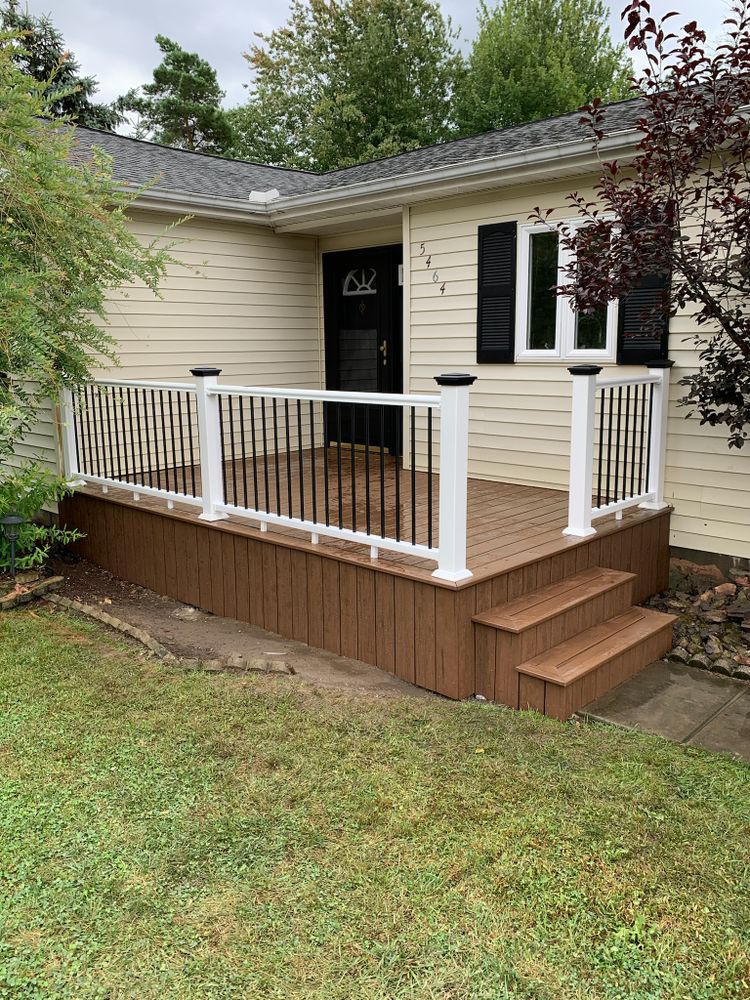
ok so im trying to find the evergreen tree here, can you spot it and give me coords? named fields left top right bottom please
left=456, top=0, right=632, bottom=135
left=229, top=0, right=463, bottom=171
left=117, top=35, right=233, bottom=154
left=0, top=0, right=120, bottom=129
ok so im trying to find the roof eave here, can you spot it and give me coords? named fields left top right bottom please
left=123, top=128, right=639, bottom=230
left=269, top=130, right=639, bottom=232
left=130, top=186, right=275, bottom=224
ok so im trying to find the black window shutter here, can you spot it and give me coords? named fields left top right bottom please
left=617, top=272, right=670, bottom=364
left=477, top=221, right=517, bottom=363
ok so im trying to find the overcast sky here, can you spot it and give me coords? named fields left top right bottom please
left=20, top=0, right=735, bottom=109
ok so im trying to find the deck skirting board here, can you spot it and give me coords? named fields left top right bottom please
left=60, top=492, right=670, bottom=703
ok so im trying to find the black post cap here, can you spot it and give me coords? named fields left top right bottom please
left=567, top=365, right=603, bottom=376
left=646, top=359, right=674, bottom=369
left=190, top=367, right=222, bottom=377
left=434, top=373, right=478, bottom=387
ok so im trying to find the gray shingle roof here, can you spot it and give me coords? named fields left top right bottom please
left=72, top=98, right=643, bottom=203
left=70, top=128, right=314, bottom=198
left=312, top=99, right=644, bottom=192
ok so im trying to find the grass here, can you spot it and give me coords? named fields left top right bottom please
left=0, top=610, right=748, bottom=999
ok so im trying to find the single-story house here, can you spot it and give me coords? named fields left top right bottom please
left=15, top=97, right=747, bottom=716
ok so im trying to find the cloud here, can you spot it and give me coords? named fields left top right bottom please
left=22, top=0, right=734, bottom=109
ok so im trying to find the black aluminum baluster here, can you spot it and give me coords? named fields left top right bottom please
left=630, top=384, right=639, bottom=498
left=127, top=388, right=137, bottom=485
left=323, top=403, right=330, bottom=527
left=159, top=389, right=169, bottom=491
left=350, top=404, right=357, bottom=533
left=637, top=383, right=647, bottom=495
left=228, top=394, right=238, bottom=507
left=427, top=407, right=433, bottom=549
left=605, top=387, right=614, bottom=505
left=136, top=388, right=149, bottom=487
left=185, top=392, right=197, bottom=497
left=284, top=398, right=293, bottom=517
left=168, top=391, right=179, bottom=493
left=309, top=399, right=317, bottom=524
left=218, top=394, right=227, bottom=503
left=622, top=385, right=630, bottom=500
left=394, top=413, right=401, bottom=543
left=115, top=387, right=124, bottom=481
left=410, top=406, right=416, bottom=544
left=645, top=383, right=654, bottom=492
left=364, top=405, right=371, bottom=536
left=379, top=406, right=386, bottom=537
left=272, top=397, right=281, bottom=516
left=91, top=387, right=103, bottom=478
left=297, top=398, right=305, bottom=521
left=104, top=387, right=115, bottom=481
left=175, top=390, right=187, bottom=495
left=261, top=397, right=270, bottom=512
left=83, top=385, right=95, bottom=477
left=150, top=390, right=161, bottom=489
left=336, top=403, right=343, bottom=529
left=249, top=397, right=259, bottom=511
left=596, top=389, right=605, bottom=508
left=239, top=395, right=249, bottom=509
left=614, top=386, right=622, bottom=503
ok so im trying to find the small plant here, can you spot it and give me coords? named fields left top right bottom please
left=0, top=464, right=82, bottom=574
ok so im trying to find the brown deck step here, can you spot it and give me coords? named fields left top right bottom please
left=472, top=566, right=635, bottom=633
left=516, top=607, right=676, bottom=687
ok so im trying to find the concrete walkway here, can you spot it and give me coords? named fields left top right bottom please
left=580, top=660, right=750, bottom=762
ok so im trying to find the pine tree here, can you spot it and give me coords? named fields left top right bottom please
left=117, top=35, right=233, bottom=154
left=0, top=0, right=120, bottom=129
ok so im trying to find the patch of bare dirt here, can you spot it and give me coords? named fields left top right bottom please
left=47, top=557, right=427, bottom=699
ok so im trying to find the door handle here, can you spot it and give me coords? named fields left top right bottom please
left=379, top=339, right=387, bottom=366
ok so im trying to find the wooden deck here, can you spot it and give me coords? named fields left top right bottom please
left=61, top=457, right=672, bottom=714
left=85, top=448, right=666, bottom=586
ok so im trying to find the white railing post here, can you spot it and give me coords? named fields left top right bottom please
left=432, top=373, right=476, bottom=582
left=59, top=387, right=79, bottom=479
left=640, top=359, right=674, bottom=510
left=564, top=365, right=601, bottom=538
left=190, top=367, right=228, bottom=522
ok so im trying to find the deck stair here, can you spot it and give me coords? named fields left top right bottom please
left=472, top=566, right=675, bottom=720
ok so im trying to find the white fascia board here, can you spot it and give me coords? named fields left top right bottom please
left=130, top=186, right=275, bottom=224
left=269, top=131, right=639, bottom=231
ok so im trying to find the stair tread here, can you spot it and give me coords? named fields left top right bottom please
left=472, top=566, right=635, bottom=633
left=515, top=607, right=676, bottom=687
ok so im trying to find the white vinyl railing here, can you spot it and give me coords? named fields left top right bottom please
left=564, top=360, right=673, bottom=537
left=61, top=369, right=477, bottom=582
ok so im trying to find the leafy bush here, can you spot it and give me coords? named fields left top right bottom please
left=0, top=464, right=82, bottom=573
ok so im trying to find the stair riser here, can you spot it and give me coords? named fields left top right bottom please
left=520, top=624, right=673, bottom=721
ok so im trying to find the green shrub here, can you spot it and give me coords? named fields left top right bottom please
left=0, top=464, right=82, bottom=573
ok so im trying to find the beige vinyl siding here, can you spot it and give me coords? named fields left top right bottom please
left=408, top=184, right=750, bottom=561
left=4, top=210, right=322, bottom=493
left=8, top=397, right=59, bottom=474
left=103, top=210, right=321, bottom=387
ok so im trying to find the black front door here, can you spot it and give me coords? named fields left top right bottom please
left=323, top=244, right=403, bottom=454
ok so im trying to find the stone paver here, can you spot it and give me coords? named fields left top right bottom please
left=580, top=660, right=750, bottom=762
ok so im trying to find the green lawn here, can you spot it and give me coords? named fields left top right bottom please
left=0, top=611, right=748, bottom=999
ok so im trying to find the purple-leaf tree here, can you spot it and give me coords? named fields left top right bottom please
left=544, top=0, right=750, bottom=448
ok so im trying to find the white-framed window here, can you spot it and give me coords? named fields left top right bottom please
left=515, top=220, right=618, bottom=362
